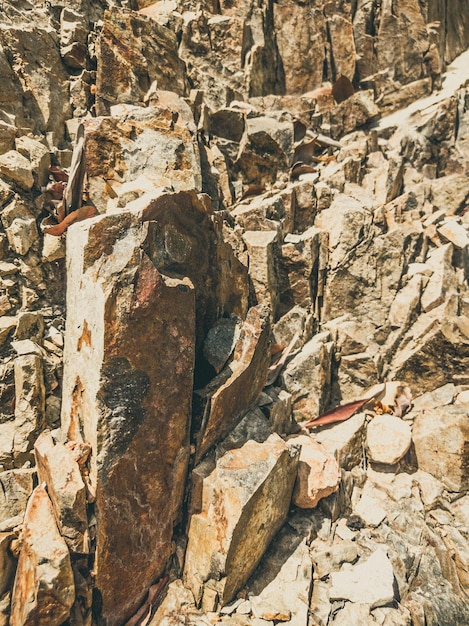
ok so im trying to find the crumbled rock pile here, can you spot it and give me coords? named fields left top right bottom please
left=0, top=1, right=468, bottom=625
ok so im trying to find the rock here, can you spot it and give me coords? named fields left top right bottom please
left=366, top=414, right=412, bottom=465
left=243, top=231, right=279, bottom=317
left=337, top=352, right=380, bottom=402
left=15, top=136, right=50, bottom=189
left=10, top=485, right=75, bottom=626
left=0, top=316, right=17, bottom=348
left=388, top=274, right=424, bottom=331
left=59, top=7, right=88, bottom=69
left=203, top=317, right=241, bottom=374
left=412, top=470, right=444, bottom=509
left=1, top=199, right=39, bottom=256
left=0, top=468, right=34, bottom=525
left=184, top=410, right=299, bottom=606
left=13, top=354, right=45, bottom=466
left=0, top=420, right=15, bottom=469
left=353, top=480, right=388, bottom=528
left=272, top=305, right=313, bottom=348
left=329, top=549, right=395, bottom=609
left=0, top=532, right=15, bottom=597
left=412, top=405, right=469, bottom=492
left=245, top=519, right=311, bottom=626
left=331, top=603, right=376, bottom=626
left=84, top=102, right=201, bottom=213
left=281, top=331, right=334, bottom=421
left=314, top=413, right=367, bottom=471
left=210, top=108, right=246, bottom=142
left=420, top=244, right=457, bottom=313
left=329, top=91, right=380, bottom=138
left=96, top=8, right=187, bottom=115
left=437, top=219, right=469, bottom=249
left=311, top=539, right=359, bottom=579
left=261, top=387, right=293, bottom=435
left=0, top=151, right=33, bottom=190
left=430, top=174, right=469, bottom=215
left=60, top=202, right=198, bottom=625
left=149, top=579, right=195, bottom=626
left=34, top=431, right=88, bottom=553
left=286, top=434, right=340, bottom=508
left=195, top=305, right=271, bottom=462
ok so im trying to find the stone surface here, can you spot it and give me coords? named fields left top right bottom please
left=314, top=413, right=367, bottom=470
left=184, top=410, right=299, bottom=606
left=13, top=354, right=45, bottom=466
left=412, top=405, right=469, bottom=492
left=96, top=8, right=187, bottom=115
left=0, top=532, right=14, bottom=597
left=0, top=151, right=33, bottom=190
left=329, top=549, right=395, bottom=609
left=196, top=305, right=271, bottom=462
left=60, top=204, right=197, bottom=625
left=1, top=198, right=39, bottom=256
left=366, top=414, right=412, bottom=465
left=34, top=431, right=88, bottom=553
left=10, top=485, right=75, bottom=626
left=287, top=434, right=340, bottom=508
left=0, top=468, right=34, bottom=525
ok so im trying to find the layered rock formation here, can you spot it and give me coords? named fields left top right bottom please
left=0, top=1, right=468, bottom=625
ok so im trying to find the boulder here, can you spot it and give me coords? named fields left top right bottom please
left=34, top=431, right=88, bottom=553
left=243, top=231, right=279, bottom=318
left=96, top=8, right=188, bottom=115
left=1, top=199, right=39, bottom=256
left=13, top=354, right=45, bottom=466
left=412, top=405, right=469, bottom=492
left=366, top=414, right=412, bottom=465
left=195, top=305, right=271, bottom=461
left=0, top=151, right=33, bottom=190
left=184, top=409, right=299, bottom=606
left=0, top=468, right=34, bottom=525
left=329, top=549, right=395, bottom=609
left=10, top=485, right=75, bottom=626
left=314, top=412, right=367, bottom=471
left=287, top=434, right=340, bottom=508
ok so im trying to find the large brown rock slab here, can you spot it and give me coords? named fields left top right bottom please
left=184, top=409, right=299, bottom=606
left=10, top=485, right=75, bottom=626
left=60, top=199, right=198, bottom=625
left=195, top=304, right=271, bottom=462
left=0, top=468, right=34, bottom=526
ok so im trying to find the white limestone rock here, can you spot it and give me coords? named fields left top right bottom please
left=366, top=414, right=412, bottom=465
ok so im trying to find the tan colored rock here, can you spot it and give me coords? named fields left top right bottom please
left=184, top=409, right=299, bottom=606
left=243, top=231, right=279, bottom=317
left=96, top=8, right=187, bottom=115
left=84, top=101, right=201, bottom=213
left=314, top=412, right=367, bottom=471
left=262, top=387, right=293, bottom=435
left=437, top=219, right=469, bottom=249
left=412, top=405, right=469, bottom=492
left=59, top=7, right=88, bottom=69
left=287, top=434, right=340, bottom=508
left=328, top=14, right=356, bottom=82
left=1, top=199, right=39, bottom=256
left=366, top=414, right=412, bottom=465
left=10, top=485, right=75, bottom=626
left=34, top=431, right=88, bottom=553
left=0, top=151, right=33, bottom=190
left=421, top=244, right=457, bottom=313
left=0, top=316, right=17, bottom=348
left=282, top=331, right=333, bottom=421
left=13, top=354, right=45, bottom=466
left=430, top=174, right=469, bottom=215
left=0, top=468, right=34, bottom=525
left=388, top=274, right=423, bottom=330
left=196, top=305, right=271, bottom=461
left=15, top=136, right=50, bottom=189
left=0, top=420, right=15, bottom=469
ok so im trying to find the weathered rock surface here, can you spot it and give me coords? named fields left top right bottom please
left=184, top=410, right=299, bottom=606
left=10, top=485, right=75, bottom=626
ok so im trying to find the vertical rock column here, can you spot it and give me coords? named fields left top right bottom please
left=60, top=206, right=196, bottom=625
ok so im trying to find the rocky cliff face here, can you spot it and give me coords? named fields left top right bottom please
left=0, top=1, right=469, bottom=625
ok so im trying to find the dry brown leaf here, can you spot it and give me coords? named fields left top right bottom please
left=303, top=397, right=370, bottom=428
left=290, top=162, right=317, bottom=180
left=41, top=205, right=96, bottom=236
left=240, top=184, right=265, bottom=201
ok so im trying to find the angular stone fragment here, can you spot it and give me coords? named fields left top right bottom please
left=203, top=316, right=241, bottom=374
left=0, top=532, right=14, bottom=596
left=60, top=8, right=88, bottom=69
left=282, top=331, right=333, bottom=421
left=412, top=405, right=469, bottom=492
left=420, top=244, right=457, bottom=313
left=184, top=410, right=299, bottom=606
left=15, top=136, right=50, bottom=189
left=366, top=414, right=412, bottom=465
left=314, top=413, right=367, bottom=471
left=10, top=485, right=75, bottom=626
left=0, top=151, right=33, bottom=190
left=243, top=231, right=279, bottom=318
left=85, top=102, right=201, bottom=213
left=0, top=468, right=34, bottom=525
left=196, top=305, right=270, bottom=462
left=262, top=387, right=293, bottom=435
left=34, top=431, right=88, bottom=553
left=329, top=549, right=395, bottom=609
left=287, top=434, right=340, bottom=508
left=430, top=174, right=469, bottom=215
left=60, top=202, right=198, bottom=625
left=13, top=354, right=45, bottom=466
left=1, top=199, right=39, bottom=256
left=96, top=8, right=187, bottom=115
left=437, top=219, right=469, bottom=249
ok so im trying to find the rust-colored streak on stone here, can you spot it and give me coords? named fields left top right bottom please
left=196, top=305, right=271, bottom=462
left=77, top=320, right=92, bottom=351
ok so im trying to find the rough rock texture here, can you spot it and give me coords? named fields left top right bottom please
left=1, top=0, right=469, bottom=624
left=10, top=485, right=75, bottom=626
